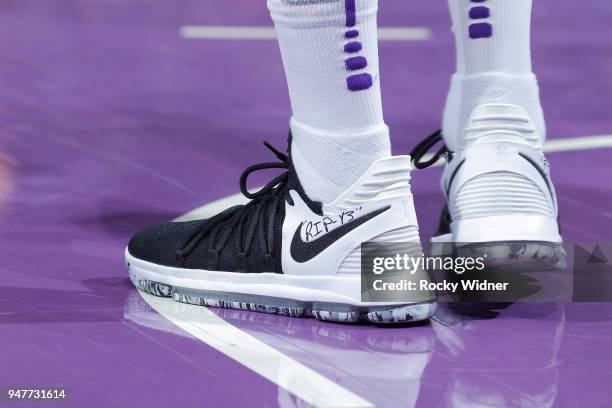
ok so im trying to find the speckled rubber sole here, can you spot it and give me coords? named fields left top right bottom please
left=455, top=241, right=567, bottom=272
left=431, top=240, right=567, bottom=272
left=128, top=270, right=437, bottom=325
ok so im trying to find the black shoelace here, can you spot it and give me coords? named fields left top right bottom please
left=409, top=129, right=451, bottom=169
left=177, top=142, right=289, bottom=265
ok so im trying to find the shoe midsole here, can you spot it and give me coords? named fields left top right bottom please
left=125, top=249, right=433, bottom=307
left=450, top=215, right=561, bottom=243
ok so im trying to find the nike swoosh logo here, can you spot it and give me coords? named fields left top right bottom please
left=290, top=206, right=390, bottom=263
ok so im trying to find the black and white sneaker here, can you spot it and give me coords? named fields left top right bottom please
left=411, top=105, right=565, bottom=270
left=126, top=136, right=437, bottom=324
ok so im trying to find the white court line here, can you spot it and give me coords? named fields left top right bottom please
left=140, top=292, right=373, bottom=408
left=176, top=193, right=249, bottom=222
left=180, top=25, right=432, bottom=41
left=543, top=134, right=612, bottom=153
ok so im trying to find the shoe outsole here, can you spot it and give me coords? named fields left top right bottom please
left=434, top=240, right=567, bottom=272
left=128, top=270, right=437, bottom=325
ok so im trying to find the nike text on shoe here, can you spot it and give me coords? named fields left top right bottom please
left=126, top=136, right=437, bottom=324
left=411, top=104, right=566, bottom=271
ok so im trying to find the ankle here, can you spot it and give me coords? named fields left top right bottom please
left=442, top=73, right=546, bottom=151
left=290, top=118, right=390, bottom=203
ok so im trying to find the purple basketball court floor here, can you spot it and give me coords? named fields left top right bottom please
left=1, top=1, right=611, bottom=407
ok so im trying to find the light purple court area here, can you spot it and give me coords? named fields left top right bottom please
left=1, top=0, right=611, bottom=407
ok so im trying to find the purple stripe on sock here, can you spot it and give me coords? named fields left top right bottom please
left=345, top=29, right=359, bottom=39
left=344, top=41, right=362, bottom=53
left=469, top=22, right=492, bottom=39
left=346, top=73, right=373, bottom=91
left=469, top=6, right=490, bottom=19
left=345, top=0, right=356, bottom=27
left=345, top=56, right=368, bottom=71
left=470, top=0, right=486, bottom=2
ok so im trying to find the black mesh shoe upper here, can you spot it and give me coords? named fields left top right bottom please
left=127, top=136, right=321, bottom=274
left=128, top=219, right=208, bottom=267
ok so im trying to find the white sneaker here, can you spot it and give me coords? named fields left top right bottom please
left=412, top=104, right=565, bottom=269
left=126, top=136, right=437, bottom=324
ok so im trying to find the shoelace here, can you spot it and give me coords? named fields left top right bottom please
left=409, top=129, right=451, bottom=169
left=177, top=142, right=289, bottom=265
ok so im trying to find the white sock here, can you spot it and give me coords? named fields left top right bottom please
left=443, top=0, right=545, bottom=151
left=268, top=0, right=390, bottom=203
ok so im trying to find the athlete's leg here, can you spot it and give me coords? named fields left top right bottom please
left=268, top=0, right=390, bottom=203
left=443, top=0, right=544, bottom=151
left=414, top=0, right=564, bottom=268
